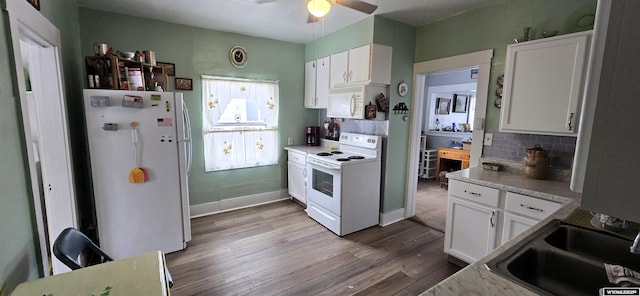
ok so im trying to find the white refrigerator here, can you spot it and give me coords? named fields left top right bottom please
left=83, top=89, right=192, bottom=259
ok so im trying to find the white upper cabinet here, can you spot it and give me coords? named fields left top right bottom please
left=329, top=51, right=348, bottom=88
left=304, top=60, right=317, bottom=107
left=316, top=57, right=330, bottom=107
left=304, top=56, right=330, bottom=108
left=329, top=44, right=392, bottom=88
left=499, top=31, right=592, bottom=136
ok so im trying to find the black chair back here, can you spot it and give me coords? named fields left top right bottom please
left=53, top=227, right=113, bottom=270
left=52, top=227, right=173, bottom=287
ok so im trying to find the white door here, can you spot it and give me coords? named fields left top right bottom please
left=7, top=0, right=78, bottom=275
left=444, top=196, right=498, bottom=263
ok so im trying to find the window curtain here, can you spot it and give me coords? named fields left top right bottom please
left=202, top=76, right=279, bottom=171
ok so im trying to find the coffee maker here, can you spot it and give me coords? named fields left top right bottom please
left=305, top=126, right=320, bottom=146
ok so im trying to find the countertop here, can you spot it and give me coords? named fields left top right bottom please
left=284, top=139, right=339, bottom=154
left=11, top=251, right=169, bottom=296
left=422, top=167, right=582, bottom=296
left=445, top=167, right=581, bottom=204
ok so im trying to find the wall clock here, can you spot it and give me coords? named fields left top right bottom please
left=230, top=46, right=247, bottom=68
left=398, top=82, right=408, bottom=97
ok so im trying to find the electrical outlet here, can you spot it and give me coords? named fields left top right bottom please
left=484, top=133, right=493, bottom=146
left=287, top=137, right=293, bottom=145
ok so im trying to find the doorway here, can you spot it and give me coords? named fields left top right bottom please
left=6, top=0, right=78, bottom=275
left=405, top=50, right=493, bottom=223
left=412, top=69, right=478, bottom=231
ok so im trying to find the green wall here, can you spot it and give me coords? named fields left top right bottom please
left=304, top=17, right=374, bottom=61
left=303, top=16, right=416, bottom=213
left=78, top=8, right=314, bottom=206
left=0, top=4, right=39, bottom=288
left=0, top=0, right=82, bottom=292
left=374, top=18, right=416, bottom=212
left=415, top=0, right=596, bottom=131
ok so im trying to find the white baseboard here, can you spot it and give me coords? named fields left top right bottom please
left=379, top=208, right=406, bottom=226
left=190, top=189, right=289, bottom=218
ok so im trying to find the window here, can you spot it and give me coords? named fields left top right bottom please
left=202, top=76, right=279, bottom=171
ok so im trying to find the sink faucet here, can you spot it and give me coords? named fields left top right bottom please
left=632, top=232, right=640, bottom=254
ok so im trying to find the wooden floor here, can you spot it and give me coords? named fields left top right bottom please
left=412, top=179, right=448, bottom=232
left=165, top=200, right=461, bottom=295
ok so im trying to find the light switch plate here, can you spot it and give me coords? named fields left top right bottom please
left=484, top=133, right=493, bottom=146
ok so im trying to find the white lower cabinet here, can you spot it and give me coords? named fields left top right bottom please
left=501, top=212, right=538, bottom=245
left=444, top=196, right=499, bottom=264
left=445, top=179, right=563, bottom=263
left=287, top=150, right=306, bottom=204
left=500, top=191, right=562, bottom=245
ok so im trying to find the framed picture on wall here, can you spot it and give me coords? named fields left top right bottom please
left=436, top=98, right=451, bottom=114
left=157, top=62, right=175, bottom=76
left=175, top=78, right=193, bottom=91
left=453, top=94, right=468, bottom=113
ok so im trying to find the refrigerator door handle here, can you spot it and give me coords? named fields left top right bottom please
left=181, top=99, right=193, bottom=175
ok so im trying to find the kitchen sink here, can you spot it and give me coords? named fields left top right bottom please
left=487, top=219, right=640, bottom=296
left=544, top=225, right=640, bottom=271
left=506, top=247, right=610, bottom=296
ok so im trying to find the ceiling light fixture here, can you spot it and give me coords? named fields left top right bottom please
left=307, top=0, right=331, bottom=18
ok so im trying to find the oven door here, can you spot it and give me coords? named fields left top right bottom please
left=306, top=161, right=341, bottom=215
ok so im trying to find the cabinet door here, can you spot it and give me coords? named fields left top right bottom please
left=500, top=31, right=591, bottom=135
left=444, top=196, right=498, bottom=264
left=501, top=212, right=538, bottom=246
left=315, top=57, right=330, bottom=108
left=287, top=161, right=306, bottom=204
left=330, top=51, right=348, bottom=88
left=347, top=44, right=371, bottom=84
left=304, top=60, right=317, bottom=108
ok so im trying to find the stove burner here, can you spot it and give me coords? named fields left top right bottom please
left=336, top=158, right=351, bottom=162
left=348, top=156, right=365, bottom=160
left=331, top=151, right=343, bottom=154
left=317, top=152, right=331, bottom=156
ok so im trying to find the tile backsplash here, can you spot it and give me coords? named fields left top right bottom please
left=482, top=131, right=576, bottom=168
left=318, top=109, right=389, bottom=137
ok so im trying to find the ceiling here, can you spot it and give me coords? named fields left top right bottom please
left=76, top=0, right=504, bottom=44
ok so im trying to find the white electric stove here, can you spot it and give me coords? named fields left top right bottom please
left=305, top=132, right=382, bottom=236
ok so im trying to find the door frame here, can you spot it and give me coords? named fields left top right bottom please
left=5, top=0, right=78, bottom=275
left=404, top=49, right=493, bottom=218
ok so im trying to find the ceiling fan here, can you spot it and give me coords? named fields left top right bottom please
left=307, top=0, right=378, bottom=23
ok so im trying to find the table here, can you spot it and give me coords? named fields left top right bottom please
left=436, top=147, right=470, bottom=184
left=11, top=251, right=170, bottom=296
